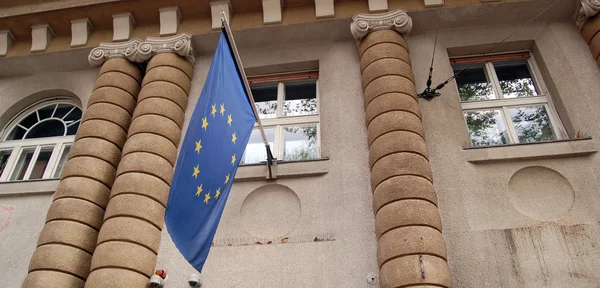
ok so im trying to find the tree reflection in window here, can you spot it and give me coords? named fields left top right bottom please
left=495, top=61, right=539, bottom=98
left=282, top=125, right=318, bottom=161
left=509, top=106, right=555, bottom=143
left=464, top=110, right=508, bottom=146
left=455, top=66, right=495, bottom=102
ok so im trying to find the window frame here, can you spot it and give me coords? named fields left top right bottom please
left=453, top=52, right=567, bottom=146
left=0, top=99, right=80, bottom=182
left=245, top=71, right=321, bottom=164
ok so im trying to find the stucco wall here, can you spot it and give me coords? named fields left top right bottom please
left=408, top=20, right=600, bottom=287
left=155, top=40, right=380, bottom=286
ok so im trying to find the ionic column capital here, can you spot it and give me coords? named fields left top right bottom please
left=88, top=38, right=143, bottom=67
left=350, top=9, right=412, bottom=41
left=137, top=33, right=195, bottom=65
left=576, top=0, right=600, bottom=29
left=88, top=33, right=195, bottom=67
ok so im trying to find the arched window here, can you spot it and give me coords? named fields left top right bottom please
left=0, top=100, right=81, bottom=182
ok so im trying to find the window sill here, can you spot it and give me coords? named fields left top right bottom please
left=235, top=158, right=329, bottom=182
left=462, top=138, right=598, bottom=163
left=0, top=178, right=59, bottom=196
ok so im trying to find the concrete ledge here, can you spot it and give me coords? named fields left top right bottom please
left=235, top=158, right=329, bottom=182
left=463, top=138, right=598, bottom=163
left=0, top=179, right=58, bottom=196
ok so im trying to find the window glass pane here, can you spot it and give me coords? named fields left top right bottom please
left=241, top=128, right=274, bottom=164
left=64, top=107, right=82, bottom=124
left=464, top=110, right=509, bottom=147
left=454, top=64, right=495, bottom=101
left=251, top=84, right=278, bottom=119
left=494, top=60, right=539, bottom=98
left=25, top=120, right=65, bottom=139
left=10, top=148, right=35, bottom=181
left=19, top=112, right=38, bottom=128
left=54, top=104, right=74, bottom=119
left=66, top=121, right=80, bottom=136
left=29, top=147, right=53, bottom=180
left=53, top=145, right=71, bottom=178
left=283, top=80, right=317, bottom=116
left=508, top=105, right=555, bottom=143
left=282, top=124, right=318, bottom=161
left=0, top=151, right=11, bottom=177
left=38, top=104, right=55, bottom=120
left=7, top=126, right=26, bottom=140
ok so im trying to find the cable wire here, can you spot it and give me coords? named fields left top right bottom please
left=426, top=9, right=443, bottom=88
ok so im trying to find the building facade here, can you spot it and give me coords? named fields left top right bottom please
left=1, top=0, right=600, bottom=287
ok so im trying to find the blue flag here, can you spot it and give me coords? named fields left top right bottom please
left=165, top=31, right=256, bottom=272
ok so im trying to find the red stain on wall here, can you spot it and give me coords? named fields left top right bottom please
left=0, top=205, right=14, bottom=232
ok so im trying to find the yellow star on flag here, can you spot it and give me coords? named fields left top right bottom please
left=192, top=165, right=200, bottom=178
left=204, top=191, right=211, bottom=204
left=195, top=184, right=203, bottom=197
left=231, top=154, right=236, bottom=165
left=220, top=104, right=225, bottom=116
left=227, top=114, right=232, bottom=126
left=202, top=117, right=208, bottom=130
left=195, top=140, right=202, bottom=154
left=215, top=188, right=221, bottom=199
left=225, top=174, right=230, bottom=184
left=211, top=104, right=217, bottom=117
left=232, top=132, right=237, bottom=144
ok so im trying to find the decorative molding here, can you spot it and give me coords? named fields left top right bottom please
left=368, top=0, right=388, bottom=12
left=88, top=38, right=143, bottom=67
left=159, top=6, right=181, bottom=36
left=31, top=24, right=54, bottom=52
left=262, top=0, right=282, bottom=24
left=350, top=9, right=412, bottom=41
left=112, top=13, right=136, bottom=41
left=137, top=33, right=195, bottom=64
left=70, top=18, right=93, bottom=47
left=210, top=1, right=231, bottom=29
left=0, top=30, right=15, bottom=56
left=576, top=0, right=600, bottom=29
left=315, top=0, right=335, bottom=18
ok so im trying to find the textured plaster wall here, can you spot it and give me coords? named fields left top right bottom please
left=408, top=21, right=600, bottom=287
left=155, top=40, right=380, bottom=287
left=0, top=68, right=98, bottom=287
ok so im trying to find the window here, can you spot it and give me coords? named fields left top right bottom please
left=0, top=100, right=80, bottom=181
left=452, top=52, right=566, bottom=147
left=242, top=71, right=320, bottom=164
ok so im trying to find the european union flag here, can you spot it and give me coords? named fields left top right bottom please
left=165, top=31, right=256, bottom=272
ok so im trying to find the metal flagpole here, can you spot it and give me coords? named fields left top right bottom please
left=220, top=11, right=276, bottom=178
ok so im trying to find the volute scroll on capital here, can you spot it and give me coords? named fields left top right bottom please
left=88, top=33, right=195, bottom=67
left=350, top=9, right=413, bottom=41
left=576, top=0, right=600, bottom=29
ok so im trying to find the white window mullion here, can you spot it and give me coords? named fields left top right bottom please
left=274, top=125, right=282, bottom=160
left=43, top=142, right=63, bottom=179
left=277, top=82, right=285, bottom=118
left=316, top=80, right=320, bottom=115
left=0, top=147, right=20, bottom=181
left=486, top=62, right=504, bottom=100
left=502, top=106, right=519, bottom=144
left=316, top=122, right=322, bottom=158
left=22, top=145, right=42, bottom=180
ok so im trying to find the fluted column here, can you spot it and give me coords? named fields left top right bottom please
left=85, top=34, right=194, bottom=288
left=351, top=10, right=452, bottom=288
left=577, top=0, right=600, bottom=65
left=23, top=39, right=143, bottom=288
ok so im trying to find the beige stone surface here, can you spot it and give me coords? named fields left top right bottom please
left=360, top=42, right=411, bottom=72
left=127, top=114, right=182, bottom=146
left=147, top=52, right=194, bottom=79
left=84, top=268, right=149, bottom=288
left=379, top=255, right=451, bottom=288
left=116, top=152, right=174, bottom=185
left=75, top=119, right=128, bottom=149
left=589, top=32, right=600, bottom=60
left=359, top=29, right=409, bottom=57
left=110, top=172, right=170, bottom=206
left=37, top=220, right=98, bottom=254
left=582, top=14, right=600, bottom=44
left=82, top=102, right=132, bottom=130
left=87, top=86, right=137, bottom=114
left=67, top=137, right=121, bottom=168
left=141, top=67, right=191, bottom=94
left=375, top=199, right=443, bottom=238
left=93, top=71, right=140, bottom=97
left=373, top=175, right=438, bottom=212
left=378, top=226, right=448, bottom=266
left=98, top=58, right=142, bottom=82
left=60, top=156, right=117, bottom=188
left=363, top=75, right=417, bottom=106
left=121, top=133, right=178, bottom=166
left=367, top=110, right=425, bottom=145
left=362, top=58, right=414, bottom=89
left=22, top=270, right=85, bottom=288
left=97, top=217, right=162, bottom=254
left=371, top=153, right=433, bottom=189
left=137, top=81, right=188, bottom=111
left=90, top=241, right=156, bottom=277
left=365, top=92, right=422, bottom=124
left=104, top=193, right=166, bottom=229
left=370, top=131, right=429, bottom=167
left=132, top=97, right=185, bottom=128
left=53, top=177, right=111, bottom=208
left=45, top=198, right=104, bottom=230
left=28, top=244, right=91, bottom=279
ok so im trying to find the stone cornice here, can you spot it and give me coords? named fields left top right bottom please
left=350, top=9, right=412, bottom=41
left=88, top=38, right=142, bottom=67
left=576, top=0, right=600, bottom=29
left=137, top=33, right=195, bottom=65
left=88, top=33, right=194, bottom=67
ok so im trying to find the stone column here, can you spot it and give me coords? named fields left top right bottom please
left=85, top=34, right=194, bottom=288
left=577, top=0, right=600, bottom=65
left=23, top=39, right=143, bottom=288
left=351, top=10, right=452, bottom=288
